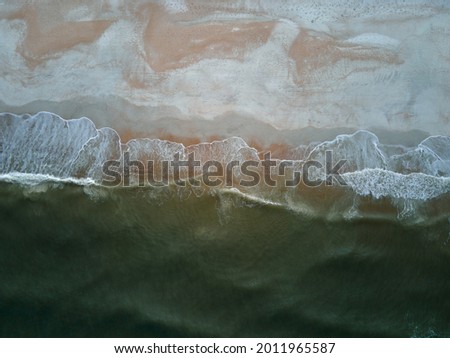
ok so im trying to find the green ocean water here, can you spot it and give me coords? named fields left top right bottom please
left=0, top=182, right=449, bottom=337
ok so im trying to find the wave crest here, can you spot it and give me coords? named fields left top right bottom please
left=1, top=112, right=449, bottom=219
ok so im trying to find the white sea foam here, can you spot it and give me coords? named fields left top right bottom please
left=344, top=33, right=400, bottom=49
left=0, top=172, right=97, bottom=187
left=342, top=169, right=450, bottom=200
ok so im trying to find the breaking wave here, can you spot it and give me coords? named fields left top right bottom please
left=1, top=112, right=449, bottom=222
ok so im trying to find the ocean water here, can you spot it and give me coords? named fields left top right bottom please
left=1, top=1, right=450, bottom=338
left=0, top=180, right=449, bottom=337
left=0, top=113, right=450, bottom=337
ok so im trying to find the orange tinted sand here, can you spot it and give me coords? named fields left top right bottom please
left=118, top=128, right=204, bottom=147
left=9, top=5, right=112, bottom=68
left=141, top=4, right=275, bottom=72
left=289, top=29, right=403, bottom=83
left=117, top=128, right=296, bottom=158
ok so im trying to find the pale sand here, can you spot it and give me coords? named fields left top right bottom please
left=0, top=1, right=449, bottom=136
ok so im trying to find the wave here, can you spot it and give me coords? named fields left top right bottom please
left=1, top=112, right=449, bottom=222
left=1, top=112, right=449, bottom=179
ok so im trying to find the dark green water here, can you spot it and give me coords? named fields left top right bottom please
left=0, top=182, right=449, bottom=337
